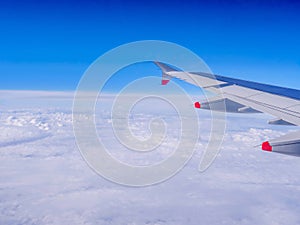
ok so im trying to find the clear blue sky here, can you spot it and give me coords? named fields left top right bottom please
left=1, top=0, right=300, bottom=91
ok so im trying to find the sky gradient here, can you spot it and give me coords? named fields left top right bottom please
left=1, top=0, right=300, bottom=90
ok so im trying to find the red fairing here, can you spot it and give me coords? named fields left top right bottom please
left=194, top=102, right=201, bottom=109
left=161, top=80, right=170, bottom=85
left=262, top=141, right=273, bottom=152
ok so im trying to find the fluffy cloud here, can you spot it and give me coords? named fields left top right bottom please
left=0, top=91, right=300, bottom=225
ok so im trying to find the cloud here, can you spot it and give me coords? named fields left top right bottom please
left=0, top=91, right=300, bottom=225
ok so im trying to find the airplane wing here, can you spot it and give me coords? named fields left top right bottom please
left=155, top=61, right=300, bottom=157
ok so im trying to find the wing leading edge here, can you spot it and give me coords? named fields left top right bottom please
left=155, top=61, right=300, bottom=157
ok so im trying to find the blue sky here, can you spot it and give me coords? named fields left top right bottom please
left=1, top=0, right=300, bottom=91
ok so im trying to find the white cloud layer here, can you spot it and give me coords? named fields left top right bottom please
left=0, top=91, right=300, bottom=225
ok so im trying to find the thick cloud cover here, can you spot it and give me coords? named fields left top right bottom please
left=0, top=91, right=300, bottom=225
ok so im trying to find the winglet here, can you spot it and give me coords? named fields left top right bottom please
left=154, top=61, right=177, bottom=85
left=154, top=61, right=177, bottom=73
